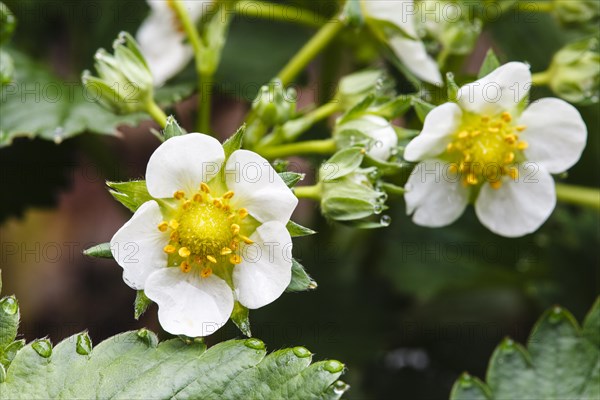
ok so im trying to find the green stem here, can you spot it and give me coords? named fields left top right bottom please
left=234, top=0, right=327, bottom=28
left=171, top=0, right=212, bottom=132
left=294, top=184, right=322, bottom=201
left=532, top=70, right=552, bottom=86
left=146, top=101, right=168, bottom=128
left=514, top=1, right=554, bottom=13
left=198, top=71, right=213, bottom=132
left=257, top=138, right=337, bottom=159
left=277, top=16, right=345, bottom=85
left=380, top=182, right=406, bottom=196
left=555, top=184, right=600, bottom=210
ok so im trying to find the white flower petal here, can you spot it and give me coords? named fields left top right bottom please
left=405, top=159, right=470, bottom=227
left=404, top=102, right=462, bottom=162
left=145, top=268, right=234, bottom=337
left=233, top=221, right=292, bottom=309
left=362, top=115, right=399, bottom=161
left=519, top=98, right=588, bottom=173
left=475, top=163, right=556, bottom=238
left=389, top=36, right=443, bottom=85
left=458, top=62, right=531, bottom=115
left=146, top=133, right=225, bottom=199
left=138, top=1, right=210, bottom=86
left=363, top=0, right=417, bottom=36
left=225, top=150, right=298, bottom=223
left=110, top=200, right=168, bottom=290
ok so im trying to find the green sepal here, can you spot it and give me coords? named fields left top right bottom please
left=279, top=172, right=305, bottom=188
left=231, top=301, right=251, bottom=337
left=341, top=0, right=363, bottom=27
left=107, top=180, right=153, bottom=212
left=412, top=97, right=435, bottom=123
left=222, top=124, right=246, bottom=158
left=446, top=72, right=460, bottom=101
left=286, top=220, right=317, bottom=237
left=286, top=259, right=317, bottom=292
left=134, top=290, right=152, bottom=320
left=83, top=243, right=113, bottom=259
left=368, top=95, right=413, bottom=119
left=0, top=339, right=24, bottom=369
left=338, top=94, right=376, bottom=125
left=319, top=148, right=365, bottom=182
left=163, top=115, right=186, bottom=140
left=478, top=48, right=501, bottom=79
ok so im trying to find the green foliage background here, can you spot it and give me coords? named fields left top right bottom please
left=0, top=1, right=598, bottom=399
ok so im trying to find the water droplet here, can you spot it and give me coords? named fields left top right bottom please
left=32, top=339, right=52, bottom=358
left=308, top=280, right=318, bottom=290
left=333, top=380, right=350, bottom=394
left=324, top=360, right=344, bottom=373
left=380, top=215, right=392, bottom=227
left=53, top=127, right=65, bottom=144
left=244, top=338, right=265, bottom=350
left=460, top=373, right=472, bottom=388
left=368, top=170, right=380, bottom=180
left=0, top=296, right=18, bottom=315
left=378, top=192, right=388, bottom=202
left=292, top=346, right=311, bottom=358
left=76, top=333, right=92, bottom=355
left=373, top=204, right=383, bottom=215
left=390, top=147, right=399, bottom=156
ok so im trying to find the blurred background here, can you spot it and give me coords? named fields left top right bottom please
left=0, top=1, right=598, bottom=399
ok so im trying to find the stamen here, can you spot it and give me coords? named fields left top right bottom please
left=231, top=224, right=240, bottom=235
left=490, top=180, right=503, bottom=190
left=507, top=167, right=519, bottom=180
left=230, top=254, right=242, bottom=265
left=157, top=221, right=168, bottom=232
left=220, top=247, right=232, bottom=255
left=164, top=245, right=176, bottom=254
left=466, top=174, right=478, bottom=185
left=446, top=143, right=454, bottom=152
left=206, top=255, right=217, bottom=264
left=501, top=112, right=512, bottom=122
left=182, top=200, right=192, bottom=210
left=223, top=191, right=235, bottom=199
left=170, top=231, right=179, bottom=241
left=193, top=193, right=203, bottom=202
left=169, top=219, right=179, bottom=230
left=200, top=182, right=211, bottom=193
left=458, top=130, right=469, bottom=139
left=238, top=208, right=248, bottom=219
left=516, top=125, right=527, bottom=132
left=504, top=152, right=515, bottom=164
left=180, top=261, right=191, bottom=273
left=240, top=235, right=254, bottom=245
left=213, top=199, right=223, bottom=208
left=504, top=134, right=516, bottom=144
left=517, top=141, right=529, bottom=150
left=174, top=190, right=185, bottom=200
left=481, top=116, right=490, bottom=123
left=200, top=266, right=213, bottom=278
left=178, top=247, right=191, bottom=258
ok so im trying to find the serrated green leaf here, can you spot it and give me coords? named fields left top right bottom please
left=279, top=172, right=305, bottom=188
left=0, top=331, right=347, bottom=399
left=583, top=297, right=600, bottom=347
left=450, top=300, right=600, bottom=400
left=231, top=301, right=251, bottom=337
left=223, top=124, right=246, bottom=158
left=412, top=97, right=435, bottom=123
left=83, top=243, right=113, bottom=259
left=449, top=373, right=491, bottom=400
left=162, top=115, right=186, bottom=140
left=134, top=290, right=151, bottom=320
left=478, top=49, right=501, bottom=79
left=286, top=220, right=317, bottom=237
left=286, top=259, right=317, bottom=293
left=0, top=51, right=147, bottom=147
left=107, top=180, right=153, bottom=212
left=0, top=296, right=19, bottom=350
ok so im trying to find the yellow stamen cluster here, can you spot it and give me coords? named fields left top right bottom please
left=157, top=182, right=253, bottom=278
left=446, top=112, right=528, bottom=190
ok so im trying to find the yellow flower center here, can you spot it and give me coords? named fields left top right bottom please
left=446, top=111, right=528, bottom=189
left=157, top=183, right=255, bottom=278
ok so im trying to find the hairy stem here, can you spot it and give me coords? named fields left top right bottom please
left=146, top=101, right=168, bottom=128
left=294, top=184, right=322, bottom=201
left=234, top=0, right=327, bottom=28
left=555, top=183, right=600, bottom=210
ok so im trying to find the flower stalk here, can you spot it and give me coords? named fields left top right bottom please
left=294, top=184, right=322, bottom=201
left=555, top=183, right=600, bottom=210
left=146, top=100, right=169, bottom=128
left=234, top=0, right=327, bottom=28
left=257, top=138, right=337, bottom=159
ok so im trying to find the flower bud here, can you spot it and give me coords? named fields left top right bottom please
left=335, top=115, right=398, bottom=161
left=82, top=32, right=154, bottom=114
left=547, top=38, right=599, bottom=104
left=252, top=80, right=296, bottom=126
left=553, top=0, right=600, bottom=26
left=417, top=0, right=482, bottom=56
left=319, top=148, right=386, bottom=222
